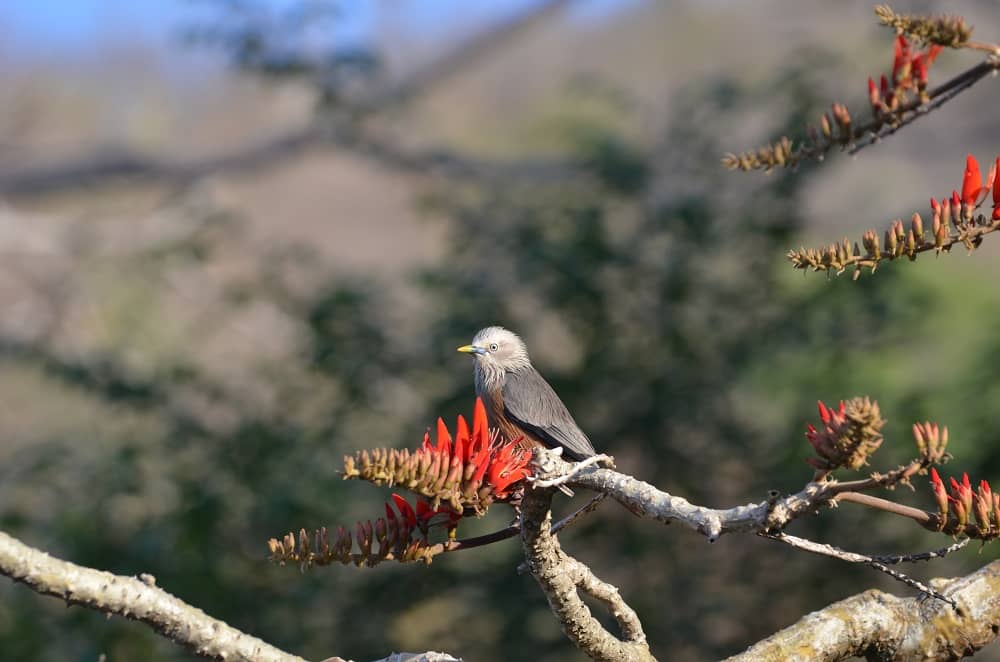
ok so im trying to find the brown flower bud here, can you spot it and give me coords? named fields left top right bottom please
left=911, top=213, right=924, bottom=241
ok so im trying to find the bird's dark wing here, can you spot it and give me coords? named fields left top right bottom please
left=501, top=367, right=596, bottom=461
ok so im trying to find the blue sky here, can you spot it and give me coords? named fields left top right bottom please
left=0, top=1, right=634, bottom=61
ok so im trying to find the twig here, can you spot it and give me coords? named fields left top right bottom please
left=847, top=58, right=999, bottom=156
left=827, top=459, right=924, bottom=493
left=439, top=491, right=606, bottom=556
left=555, top=492, right=608, bottom=531
left=760, top=531, right=960, bottom=609
left=727, top=57, right=1000, bottom=172
left=833, top=491, right=935, bottom=525
left=871, top=538, right=970, bottom=564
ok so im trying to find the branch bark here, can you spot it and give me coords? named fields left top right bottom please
left=559, top=461, right=948, bottom=542
left=725, top=560, right=1000, bottom=661
left=0, top=530, right=306, bottom=662
left=520, top=486, right=654, bottom=662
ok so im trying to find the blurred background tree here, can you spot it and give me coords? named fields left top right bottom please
left=2, top=1, right=1000, bottom=660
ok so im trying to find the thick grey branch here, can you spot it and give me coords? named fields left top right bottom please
left=545, top=454, right=937, bottom=542
left=726, top=560, right=1000, bottom=661
left=0, top=530, right=306, bottom=662
left=520, top=487, right=654, bottom=662
left=561, top=462, right=822, bottom=541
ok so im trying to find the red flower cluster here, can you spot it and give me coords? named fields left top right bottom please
left=386, top=493, right=461, bottom=540
left=957, top=154, right=1000, bottom=220
left=342, top=397, right=534, bottom=512
left=419, top=397, right=532, bottom=499
left=804, top=398, right=885, bottom=471
left=805, top=400, right=846, bottom=451
left=867, top=36, right=942, bottom=115
left=891, top=152, right=1000, bottom=254
left=930, top=468, right=1000, bottom=535
left=274, top=399, right=537, bottom=569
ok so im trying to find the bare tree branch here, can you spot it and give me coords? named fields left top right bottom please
left=724, top=55, right=1000, bottom=172
left=0, top=530, right=307, bottom=662
left=760, top=531, right=965, bottom=609
left=726, top=560, right=1000, bottom=661
left=520, top=487, right=653, bottom=662
left=553, top=457, right=951, bottom=542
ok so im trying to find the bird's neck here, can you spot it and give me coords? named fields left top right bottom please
left=475, top=362, right=517, bottom=394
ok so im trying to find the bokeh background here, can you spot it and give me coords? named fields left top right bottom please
left=2, top=1, right=1000, bottom=660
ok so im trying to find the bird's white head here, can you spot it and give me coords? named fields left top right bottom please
left=457, top=326, right=532, bottom=389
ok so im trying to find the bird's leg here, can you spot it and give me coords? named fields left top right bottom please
left=506, top=486, right=525, bottom=524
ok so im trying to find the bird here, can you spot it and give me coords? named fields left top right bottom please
left=457, top=326, right=596, bottom=462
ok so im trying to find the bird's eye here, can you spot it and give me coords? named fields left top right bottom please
left=488, top=343, right=499, bottom=352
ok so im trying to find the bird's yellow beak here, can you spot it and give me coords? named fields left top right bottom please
left=457, top=344, right=485, bottom=355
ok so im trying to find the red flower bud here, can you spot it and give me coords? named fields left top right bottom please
left=926, top=45, right=943, bottom=67
left=912, top=53, right=928, bottom=86
left=892, top=35, right=910, bottom=84
left=436, top=417, right=452, bottom=458
left=993, top=156, right=1000, bottom=220
left=817, top=400, right=830, bottom=423
left=962, top=154, right=983, bottom=206
left=911, top=213, right=924, bottom=241
left=930, top=467, right=949, bottom=517
left=951, top=191, right=963, bottom=223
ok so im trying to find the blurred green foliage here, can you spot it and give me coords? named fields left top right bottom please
left=3, top=9, right=1000, bottom=662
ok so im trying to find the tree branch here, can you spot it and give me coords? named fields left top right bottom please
left=0, top=530, right=306, bottom=662
left=520, top=487, right=653, bottom=662
left=760, top=531, right=965, bottom=609
left=726, top=560, right=1000, bottom=661
left=725, top=55, right=1000, bottom=172
left=553, top=458, right=948, bottom=542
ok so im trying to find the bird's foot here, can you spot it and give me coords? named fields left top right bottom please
left=527, top=453, right=614, bottom=490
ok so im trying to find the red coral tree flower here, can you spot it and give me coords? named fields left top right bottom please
left=420, top=397, right=533, bottom=500
left=993, top=156, right=1000, bottom=220
left=343, top=397, right=534, bottom=513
